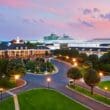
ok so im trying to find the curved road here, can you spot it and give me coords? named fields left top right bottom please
left=2, top=59, right=110, bottom=110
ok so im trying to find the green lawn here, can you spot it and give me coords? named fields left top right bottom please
left=98, top=81, right=110, bottom=91
left=69, top=85, right=110, bottom=105
left=18, top=88, right=88, bottom=110
left=0, top=97, right=15, bottom=110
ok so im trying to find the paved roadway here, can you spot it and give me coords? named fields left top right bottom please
left=2, top=59, right=110, bottom=110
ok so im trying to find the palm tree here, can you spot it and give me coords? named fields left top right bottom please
left=67, top=67, right=82, bottom=88
left=84, top=68, right=100, bottom=95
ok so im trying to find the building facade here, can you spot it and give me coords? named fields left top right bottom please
left=0, top=37, right=50, bottom=59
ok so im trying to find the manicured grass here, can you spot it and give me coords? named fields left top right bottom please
left=18, top=88, right=88, bottom=110
left=98, top=81, right=110, bottom=91
left=0, top=97, right=15, bottom=110
left=69, top=85, right=110, bottom=105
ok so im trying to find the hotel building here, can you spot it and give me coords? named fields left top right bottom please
left=0, top=37, right=50, bottom=59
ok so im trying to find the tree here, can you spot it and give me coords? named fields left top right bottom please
left=7, top=59, right=26, bottom=77
left=67, top=67, right=82, bottom=88
left=78, top=53, right=88, bottom=63
left=99, top=51, right=110, bottom=64
left=88, top=54, right=99, bottom=70
left=25, top=60, right=36, bottom=73
left=0, top=59, right=9, bottom=78
left=83, top=61, right=93, bottom=69
left=84, top=69, right=100, bottom=95
left=100, top=64, right=110, bottom=74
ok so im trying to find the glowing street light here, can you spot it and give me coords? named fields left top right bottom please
left=0, top=88, right=4, bottom=101
left=104, top=86, right=108, bottom=102
left=46, top=77, right=51, bottom=88
left=99, top=72, right=103, bottom=77
left=14, top=75, right=20, bottom=80
left=73, top=62, right=78, bottom=67
left=72, top=58, right=76, bottom=62
left=66, top=56, right=69, bottom=59
left=104, top=87, right=108, bottom=91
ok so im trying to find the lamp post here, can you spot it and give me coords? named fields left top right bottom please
left=14, top=75, right=20, bottom=84
left=72, top=62, right=78, bottom=67
left=66, top=56, right=69, bottom=60
left=104, top=86, right=108, bottom=102
left=99, top=72, right=103, bottom=78
left=0, top=88, right=3, bottom=101
left=72, top=58, right=76, bottom=62
left=46, top=77, right=51, bottom=88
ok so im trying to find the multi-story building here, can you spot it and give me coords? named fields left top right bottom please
left=0, top=37, right=50, bottom=59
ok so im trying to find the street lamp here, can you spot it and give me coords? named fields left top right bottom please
left=72, top=58, right=76, bottom=62
left=73, top=62, right=78, bottom=67
left=104, top=86, right=108, bottom=102
left=0, top=88, right=3, bottom=101
left=14, top=75, right=20, bottom=80
left=66, top=56, right=69, bottom=59
left=46, top=77, right=51, bottom=88
left=99, top=72, right=103, bottom=77
left=14, top=75, right=20, bottom=85
left=59, top=54, right=62, bottom=57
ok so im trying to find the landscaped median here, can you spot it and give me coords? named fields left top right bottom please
left=67, top=85, right=110, bottom=106
left=0, top=88, right=89, bottom=110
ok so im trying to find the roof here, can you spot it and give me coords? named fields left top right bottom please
left=58, top=35, right=73, bottom=40
left=36, top=46, right=49, bottom=49
left=0, top=44, right=49, bottom=50
left=0, top=43, right=8, bottom=50
left=8, top=44, right=28, bottom=49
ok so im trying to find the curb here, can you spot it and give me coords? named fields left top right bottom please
left=6, top=79, right=27, bottom=93
left=55, top=88, right=93, bottom=110
left=15, top=87, right=92, bottom=110
left=27, top=65, right=59, bottom=76
left=66, top=85, right=110, bottom=108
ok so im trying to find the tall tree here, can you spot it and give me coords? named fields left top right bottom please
left=67, top=67, right=82, bottom=88
left=7, top=59, right=26, bottom=77
left=99, top=51, right=110, bottom=64
left=0, top=59, right=9, bottom=78
left=25, top=60, right=36, bottom=73
left=84, top=69, right=100, bottom=95
left=78, top=53, right=88, bottom=63
left=88, top=54, right=99, bottom=70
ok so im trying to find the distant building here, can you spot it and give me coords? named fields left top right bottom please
left=0, top=37, right=50, bottom=59
left=44, top=33, right=60, bottom=40
left=43, top=34, right=110, bottom=56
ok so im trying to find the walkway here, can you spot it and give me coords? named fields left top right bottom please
left=2, top=59, right=110, bottom=110
left=7, top=91, right=20, bottom=110
left=76, top=80, right=110, bottom=99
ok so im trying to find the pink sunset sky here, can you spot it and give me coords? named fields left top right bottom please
left=0, top=0, right=110, bottom=40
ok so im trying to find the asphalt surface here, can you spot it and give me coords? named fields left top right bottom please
left=1, top=59, right=110, bottom=110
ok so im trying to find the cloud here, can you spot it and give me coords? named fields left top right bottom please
left=83, top=9, right=92, bottom=15
left=0, top=0, right=36, bottom=8
left=79, top=19, right=94, bottom=28
left=93, top=8, right=100, bottom=12
left=22, top=17, right=45, bottom=25
left=100, top=13, right=110, bottom=21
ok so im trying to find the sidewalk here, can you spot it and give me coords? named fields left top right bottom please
left=7, top=91, right=20, bottom=110
left=54, top=85, right=110, bottom=110
left=57, top=59, right=110, bottom=98
left=76, top=80, right=110, bottom=98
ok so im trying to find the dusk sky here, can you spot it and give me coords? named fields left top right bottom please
left=0, top=0, right=110, bottom=40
